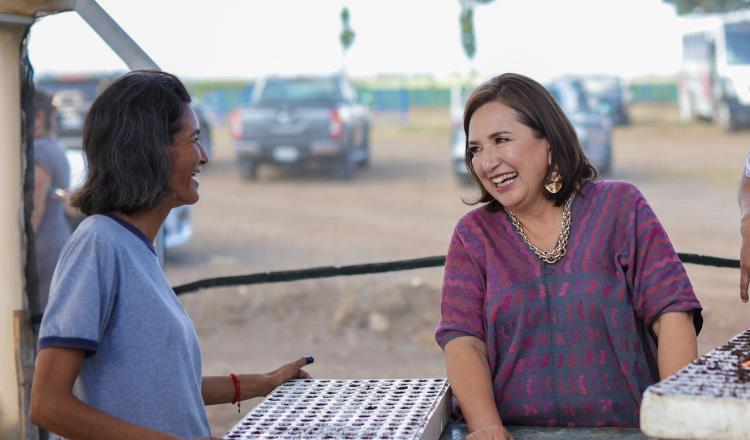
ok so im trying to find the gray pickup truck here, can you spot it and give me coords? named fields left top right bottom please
left=231, top=74, right=370, bottom=180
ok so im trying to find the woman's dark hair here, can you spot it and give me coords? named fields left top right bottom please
left=33, top=90, right=54, bottom=133
left=71, top=70, right=191, bottom=215
left=463, top=73, right=597, bottom=211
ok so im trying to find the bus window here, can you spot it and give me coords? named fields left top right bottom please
left=725, top=21, right=750, bottom=65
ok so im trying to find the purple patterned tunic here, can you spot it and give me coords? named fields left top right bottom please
left=436, top=180, right=702, bottom=427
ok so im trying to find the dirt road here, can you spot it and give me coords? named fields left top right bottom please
left=164, top=105, right=750, bottom=435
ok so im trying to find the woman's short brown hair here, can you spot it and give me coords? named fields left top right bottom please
left=463, top=73, right=597, bottom=210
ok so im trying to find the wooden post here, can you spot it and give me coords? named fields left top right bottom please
left=13, top=311, right=38, bottom=440
left=0, top=18, right=27, bottom=439
left=1, top=4, right=71, bottom=439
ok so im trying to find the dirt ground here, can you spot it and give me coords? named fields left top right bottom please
left=164, top=104, right=750, bottom=436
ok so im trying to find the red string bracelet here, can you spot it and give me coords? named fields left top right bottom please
left=229, top=373, right=241, bottom=413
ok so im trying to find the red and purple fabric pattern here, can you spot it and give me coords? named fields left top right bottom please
left=436, top=180, right=702, bottom=427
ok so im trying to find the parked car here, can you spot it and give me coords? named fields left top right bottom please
left=38, top=74, right=112, bottom=149
left=452, top=77, right=613, bottom=182
left=231, top=74, right=370, bottom=180
left=36, top=74, right=205, bottom=264
left=578, top=74, right=630, bottom=126
left=37, top=74, right=213, bottom=157
left=678, top=10, right=750, bottom=130
left=547, top=77, right=613, bottom=174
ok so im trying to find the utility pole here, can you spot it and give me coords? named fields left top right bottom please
left=339, top=6, right=355, bottom=73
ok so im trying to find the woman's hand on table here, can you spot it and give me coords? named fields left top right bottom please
left=266, top=356, right=313, bottom=388
left=466, top=424, right=514, bottom=440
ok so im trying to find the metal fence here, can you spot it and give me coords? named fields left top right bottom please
left=191, top=81, right=679, bottom=122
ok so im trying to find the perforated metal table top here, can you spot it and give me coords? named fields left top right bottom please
left=224, top=378, right=451, bottom=439
left=641, top=327, right=750, bottom=440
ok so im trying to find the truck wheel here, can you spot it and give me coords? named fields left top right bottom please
left=717, top=101, right=738, bottom=132
left=598, top=144, right=613, bottom=176
left=335, top=151, right=356, bottom=180
left=240, top=161, right=259, bottom=180
left=678, top=92, right=693, bottom=122
left=359, top=126, right=370, bottom=169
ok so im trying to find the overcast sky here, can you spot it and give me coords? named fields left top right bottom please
left=28, top=0, right=684, bottom=81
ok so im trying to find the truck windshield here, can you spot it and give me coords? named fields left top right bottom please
left=725, top=21, right=750, bottom=65
left=548, top=82, right=591, bottom=114
left=259, top=78, right=339, bottom=104
left=581, top=77, right=620, bottom=96
left=36, top=79, right=100, bottom=103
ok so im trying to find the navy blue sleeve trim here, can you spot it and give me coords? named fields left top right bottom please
left=38, top=336, right=98, bottom=356
left=693, top=309, right=704, bottom=336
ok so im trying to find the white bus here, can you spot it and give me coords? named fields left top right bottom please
left=678, top=10, right=750, bottom=130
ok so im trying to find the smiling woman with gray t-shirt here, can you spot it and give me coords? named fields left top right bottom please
left=31, top=71, right=313, bottom=440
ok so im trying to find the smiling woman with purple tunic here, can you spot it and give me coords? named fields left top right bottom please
left=435, top=73, right=702, bottom=440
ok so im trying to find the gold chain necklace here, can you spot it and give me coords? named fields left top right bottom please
left=507, top=193, right=575, bottom=264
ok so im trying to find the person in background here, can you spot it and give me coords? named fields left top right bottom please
left=738, top=154, right=750, bottom=302
left=436, top=73, right=702, bottom=439
left=30, top=71, right=312, bottom=440
left=32, top=90, right=72, bottom=317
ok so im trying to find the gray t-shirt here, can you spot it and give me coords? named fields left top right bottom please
left=39, top=215, right=210, bottom=439
left=33, top=137, right=72, bottom=313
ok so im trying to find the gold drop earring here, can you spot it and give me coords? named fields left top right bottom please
left=545, top=166, right=562, bottom=194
